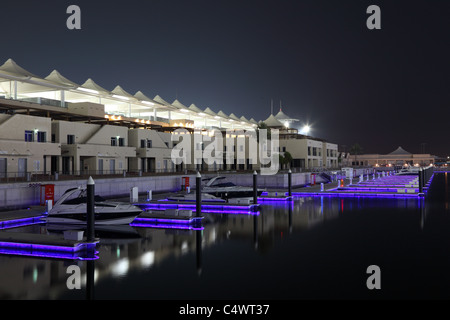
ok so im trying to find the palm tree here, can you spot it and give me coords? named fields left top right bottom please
left=283, top=151, right=293, bottom=169
left=256, top=121, right=271, bottom=142
left=350, top=143, right=363, bottom=166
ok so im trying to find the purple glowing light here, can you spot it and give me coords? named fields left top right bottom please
left=138, top=202, right=260, bottom=214
left=0, top=241, right=99, bottom=260
left=0, top=216, right=45, bottom=230
left=130, top=222, right=204, bottom=230
left=133, top=217, right=203, bottom=224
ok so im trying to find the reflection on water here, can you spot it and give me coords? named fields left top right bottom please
left=0, top=173, right=449, bottom=299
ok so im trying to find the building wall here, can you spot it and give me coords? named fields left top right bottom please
left=0, top=114, right=60, bottom=176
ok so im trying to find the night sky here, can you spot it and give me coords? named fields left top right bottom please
left=1, top=0, right=449, bottom=156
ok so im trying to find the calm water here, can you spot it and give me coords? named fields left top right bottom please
left=1, top=172, right=449, bottom=300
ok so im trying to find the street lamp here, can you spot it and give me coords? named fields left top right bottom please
left=302, top=125, right=310, bottom=135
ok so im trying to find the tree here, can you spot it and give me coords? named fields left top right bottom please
left=350, top=143, right=363, bottom=166
left=283, top=151, right=293, bottom=168
left=279, top=150, right=293, bottom=169
left=256, top=121, right=271, bottom=142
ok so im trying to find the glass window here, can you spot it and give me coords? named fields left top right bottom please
left=67, top=134, right=75, bottom=144
left=37, top=131, right=46, bottom=143
left=111, top=137, right=117, bottom=146
left=25, top=130, right=34, bottom=142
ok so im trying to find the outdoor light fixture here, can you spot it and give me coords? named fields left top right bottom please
left=301, top=125, right=310, bottom=135
left=112, top=94, right=129, bottom=101
left=78, top=87, right=99, bottom=94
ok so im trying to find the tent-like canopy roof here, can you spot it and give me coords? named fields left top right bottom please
left=80, top=78, right=111, bottom=95
left=249, top=118, right=258, bottom=124
left=0, top=58, right=39, bottom=80
left=263, top=114, right=284, bottom=127
left=188, top=103, right=203, bottom=113
left=217, top=110, right=229, bottom=119
left=204, top=107, right=217, bottom=117
left=111, top=85, right=137, bottom=100
left=388, top=146, right=412, bottom=155
left=229, top=113, right=241, bottom=121
left=171, top=99, right=190, bottom=112
left=275, top=109, right=299, bottom=121
left=134, top=91, right=158, bottom=105
left=153, top=95, right=178, bottom=111
left=240, top=116, right=250, bottom=123
left=45, top=70, right=79, bottom=88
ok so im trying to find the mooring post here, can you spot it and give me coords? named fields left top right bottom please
left=288, top=169, right=292, bottom=197
left=253, top=171, right=258, bottom=205
left=419, top=168, right=423, bottom=193
left=87, top=176, right=95, bottom=242
left=196, top=171, right=201, bottom=217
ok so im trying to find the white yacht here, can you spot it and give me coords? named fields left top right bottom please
left=44, top=187, right=142, bottom=225
left=396, top=166, right=420, bottom=175
left=201, top=176, right=265, bottom=200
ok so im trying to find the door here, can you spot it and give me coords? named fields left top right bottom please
left=18, top=158, right=27, bottom=178
left=110, top=159, right=115, bottom=174
left=0, top=158, right=6, bottom=178
left=98, top=159, right=103, bottom=174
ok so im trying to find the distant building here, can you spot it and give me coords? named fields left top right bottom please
left=348, top=146, right=437, bottom=167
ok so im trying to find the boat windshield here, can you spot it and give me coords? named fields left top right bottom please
left=62, top=189, right=106, bottom=205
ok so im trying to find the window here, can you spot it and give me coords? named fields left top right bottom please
left=282, top=146, right=286, bottom=152
left=67, top=134, right=75, bottom=144
left=140, top=139, right=146, bottom=148
left=147, top=140, right=152, bottom=148
left=312, top=147, right=317, bottom=156
left=118, top=138, right=125, bottom=146
left=37, top=131, right=46, bottom=143
left=25, top=130, right=34, bottom=142
left=111, top=137, right=117, bottom=146
left=308, top=146, right=311, bottom=156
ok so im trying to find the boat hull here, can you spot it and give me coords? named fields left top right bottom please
left=44, top=211, right=140, bottom=225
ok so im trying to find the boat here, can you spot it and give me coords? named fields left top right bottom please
left=44, top=187, right=142, bottom=225
left=396, top=166, right=420, bottom=175
left=201, top=176, right=265, bottom=200
left=166, top=192, right=226, bottom=202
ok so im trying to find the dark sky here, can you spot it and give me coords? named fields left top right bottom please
left=1, top=0, right=449, bottom=156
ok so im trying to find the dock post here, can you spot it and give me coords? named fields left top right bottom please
left=253, top=171, right=258, bottom=205
left=196, top=171, right=201, bottom=217
left=87, top=176, right=95, bottom=242
left=419, top=168, right=423, bottom=193
left=288, top=169, right=292, bottom=197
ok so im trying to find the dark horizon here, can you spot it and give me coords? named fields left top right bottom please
left=1, top=0, right=449, bottom=156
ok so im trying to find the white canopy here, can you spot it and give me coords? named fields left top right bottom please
left=204, top=107, right=217, bottom=117
left=275, top=109, right=299, bottom=121
left=45, top=70, right=79, bottom=88
left=111, top=85, right=137, bottom=100
left=263, top=114, right=284, bottom=127
left=0, top=58, right=39, bottom=80
left=188, top=103, right=203, bottom=113
left=229, top=113, right=241, bottom=121
left=134, top=91, right=158, bottom=105
left=80, top=78, right=112, bottom=95
left=171, top=99, right=190, bottom=111
left=217, top=110, right=229, bottom=119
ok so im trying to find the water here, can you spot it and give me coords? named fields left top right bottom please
left=1, top=172, right=449, bottom=300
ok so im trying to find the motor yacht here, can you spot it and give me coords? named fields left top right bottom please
left=44, top=187, right=142, bottom=225
left=201, top=176, right=265, bottom=200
